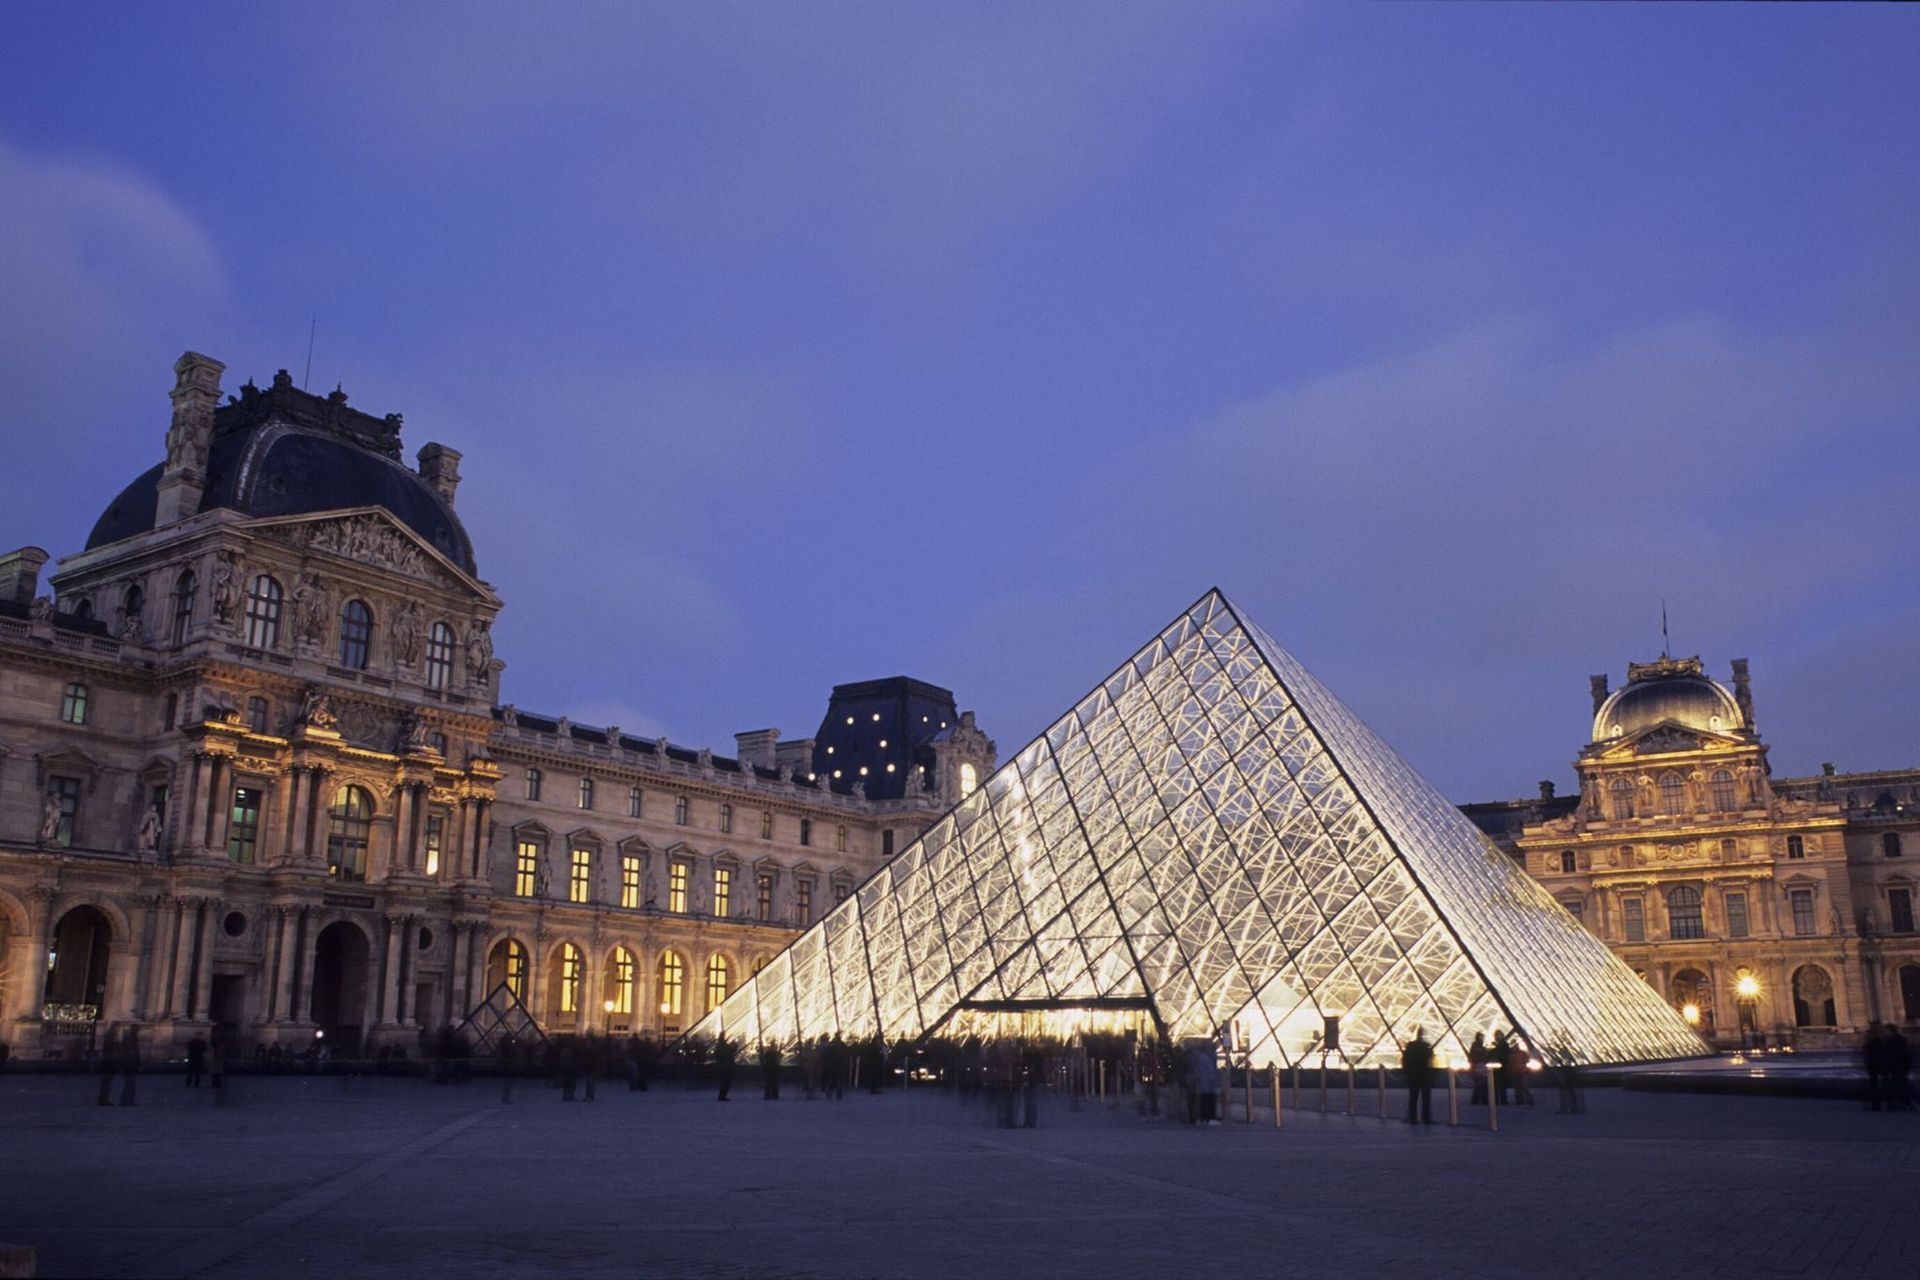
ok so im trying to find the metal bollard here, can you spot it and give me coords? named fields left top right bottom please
left=1448, top=1068, right=1459, bottom=1127
left=1244, top=1058, right=1253, bottom=1123
left=1488, top=1065, right=1499, bottom=1132
left=1377, top=1064, right=1387, bottom=1119
left=1271, top=1071, right=1283, bottom=1128
left=1345, top=1063, right=1355, bottom=1117
left=1291, top=1064, right=1300, bottom=1113
left=1318, top=1063, right=1328, bottom=1113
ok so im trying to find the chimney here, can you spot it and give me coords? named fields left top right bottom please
left=1589, top=674, right=1609, bottom=715
left=154, top=352, right=226, bottom=527
left=1730, top=658, right=1754, bottom=728
left=417, top=443, right=463, bottom=507
left=0, top=546, right=49, bottom=605
left=1538, top=780, right=1556, bottom=801
left=734, top=728, right=779, bottom=772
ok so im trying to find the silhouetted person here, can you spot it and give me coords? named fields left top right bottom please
left=97, top=1023, right=122, bottom=1106
left=760, top=1043, right=782, bottom=1099
left=714, top=1036, right=738, bottom=1101
left=185, top=1034, right=207, bottom=1088
left=1864, top=1023, right=1888, bottom=1110
left=1505, top=1031, right=1532, bottom=1105
left=559, top=1038, right=580, bottom=1101
left=1401, top=1028, right=1434, bottom=1124
left=1490, top=1030, right=1511, bottom=1105
left=119, top=1025, right=141, bottom=1107
left=1889, top=1026, right=1914, bottom=1111
left=1467, top=1032, right=1489, bottom=1105
left=826, top=1034, right=848, bottom=1101
left=863, top=1037, right=886, bottom=1094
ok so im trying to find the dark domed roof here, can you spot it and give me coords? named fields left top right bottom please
left=1593, top=658, right=1742, bottom=741
left=87, top=373, right=476, bottom=576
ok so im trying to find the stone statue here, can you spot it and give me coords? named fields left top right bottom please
left=554, top=716, right=572, bottom=740
left=697, top=747, right=712, bottom=771
left=298, top=685, right=339, bottom=731
left=40, top=795, right=62, bottom=842
left=399, top=710, right=433, bottom=753
left=535, top=860, right=551, bottom=899
left=391, top=600, right=422, bottom=666
left=292, top=572, right=328, bottom=647
left=29, top=595, right=51, bottom=624
left=117, top=610, right=145, bottom=643
left=500, top=703, right=518, bottom=728
left=464, top=619, right=493, bottom=675
left=136, top=804, right=162, bottom=854
left=656, top=736, right=670, bottom=758
left=604, top=725, right=621, bottom=749
left=645, top=874, right=658, bottom=907
left=209, top=551, right=241, bottom=625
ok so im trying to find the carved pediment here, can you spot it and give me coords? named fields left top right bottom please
left=1634, top=726, right=1704, bottom=755
left=253, top=510, right=483, bottom=596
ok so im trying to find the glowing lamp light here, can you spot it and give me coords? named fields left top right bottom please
left=1736, top=974, right=1762, bottom=1000
left=1681, top=1003, right=1702, bottom=1026
left=603, top=1000, right=616, bottom=1014
left=660, top=1002, right=672, bottom=1015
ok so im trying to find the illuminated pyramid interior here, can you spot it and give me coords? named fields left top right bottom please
left=692, top=590, right=1704, bottom=1066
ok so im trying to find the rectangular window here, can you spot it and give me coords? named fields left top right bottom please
left=1561, top=898, right=1584, bottom=925
left=834, top=882, right=849, bottom=905
left=881, top=829, right=894, bottom=858
left=515, top=840, right=540, bottom=897
left=226, top=786, right=262, bottom=864
left=424, top=813, right=444, bottom=877
left=1790, top=888, right=1816, bottom=937
left=675, top=796, right=689, bottom=826
left=577, top=777, right=593, bottom=810
left=713, top=866, right=732, bottom=918
left=525, top=768, right=542, bottom=802
left=47, top=776, right=81, bottom=848
left=569, top=847, right=592, bottom=903
left=1725, top=891, right=1749, bottom=939
left=719, top=804, right=732, bottom=834
left=60, top=682, right=88, bottom=725
left=1622, top=897, right=1645, bottom=943
left=1786, top=835, right=1805, bottom=859
left=756, top=873, right=773, bottom=922
left=621, top=855, right=641, bottom=909
left=760, top=810, right=773, bottom=840
left=1891, top=888, right=1915, bottom=934
left=797, top=879, right=813, bottom=925
left=836, top=825, right=847, bottom=853
left=669, top=861, right=688, bottom=913
left=628, top=786, right=643, bottom=819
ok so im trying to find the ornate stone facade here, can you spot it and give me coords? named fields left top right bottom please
left=0, top=355, right=996, bottom=1059
left=1473, top=656, right=1920, bottom=1049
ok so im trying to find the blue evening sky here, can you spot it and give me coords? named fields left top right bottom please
left=2, top=4, right=1916, bottom=799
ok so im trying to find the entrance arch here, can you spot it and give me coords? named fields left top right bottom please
left=485, top=938, right=529, bottom=1002
left=44, top=906, right=112, bottom=1020
left=309, top=921, right=372, bottom=1052
left=1792, top=964, right=1836, bottom=1028
left=1669, top=968, right=1715, bottom=1035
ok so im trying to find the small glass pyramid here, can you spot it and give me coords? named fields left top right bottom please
left=692, top=590, right=1704, bottom=1066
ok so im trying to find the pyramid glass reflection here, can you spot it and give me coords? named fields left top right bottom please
left=692, top=590, right=1704, bottom=1066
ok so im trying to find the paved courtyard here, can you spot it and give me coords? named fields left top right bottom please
left=1, top=1071, right=1916, bottom=1279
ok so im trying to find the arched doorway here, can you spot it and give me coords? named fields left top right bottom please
left=1670, top=968, right=1715, bottom=1035
left=309, top=921, right=372, bottom=1053
left=44, top=906, right=112, bottom=1020
left=546, top=942, right=584, bottom=1029
left=1791, top=964, right=1836, bottom=1028
left=485, top=938, right=529, bottom=1002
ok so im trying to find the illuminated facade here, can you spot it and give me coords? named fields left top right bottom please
left=695, top=590, right=1705, bottom=1066
left=1474, top=656, right=1920, bottom=1048
left=0, top=354, right=997, bottom=1057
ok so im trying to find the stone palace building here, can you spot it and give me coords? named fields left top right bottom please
left=0, top=353, right=997, bottom=1058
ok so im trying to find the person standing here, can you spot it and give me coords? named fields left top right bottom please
left=760, top=1043, right=782, bottom=1100
left=185, top=1034, right=207, bottom=1088
left=96, top=1024, right=121, bottom=1107
left=1401, top=1028, right=1434, bottom=1125
left=714, top=1036, right=738, bottom=1102
left=1505, top=1032, right=1532, bottom=1105
left=1467, top=1032, right=1489, bottom=1105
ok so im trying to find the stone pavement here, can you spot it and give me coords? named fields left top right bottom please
left=1, top=1071, right=1916, bottom=1279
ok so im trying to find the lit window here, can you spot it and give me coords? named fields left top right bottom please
left=628, top=786, right=643, bottom=818
left=325, top=786, right=372, bottom=882
left=675, top=795, right=689, bottom=826
left=756, top=873, right=773, bottom=922
left=570, top=847, right=592, bottom=903
left=1710, top=769, right=1737, bottom=812
left=1790, top=888, right=1817, bottom=937
left=1608, top=776, right=1634, bottom=820
left=424, top=814, right=444, bottom=877
left=1658, top=774, right=1686, bottom=816
left=227, top=787, right=262, bottom=864
left=713, top=866, right=732, bottom=918
left=669, top=861, right=688, bottom=913
left=59, top=682, right=88, bottom=724
left=1667, top=885, right=1704, bottom=940
left=247, top=696, right=270, bottom=734
left=515, top=840, right=540, bottom=897
left=1786, top=835, right=1805, bottom=859
left=760, top=810, right=773, bottom=840
left=578, top=776, right=594, bottom=810
left=705, top=954, right=730, bottom=1011
left=526, top=768, right=542, bottom=801
left=658, top=951, right=685, bottom=1017
left=960, top=762, right=978, bottom=797
left=836, top=825, right=847, bottom=853
left=45, top=777, right=80, bottom=847
left=1891, top=888, right=1915, bottom=934
left=797, top=879, right=813, bottom=925
left=620, top=854, right=641, bottom=909
left=171, top=570, right=196, bottom=644
left=243, top=575, right=282, bottom=649
left=1725, top=891, right=1749, bottom=938
left=557, top=942, right=584, bottom=1014
left=719, top=803, right=732, bottom=834
left=608, top=946, right=635, bottom=1015
left=799, top=818, right=812, bottom=847
left=1622, top=897, right=1646, bottom=943
left=338, top=599, right=373, bottom=669
left=494, top=939, right=529, bottom=1000
left=425, top=622, right=454, bottom=690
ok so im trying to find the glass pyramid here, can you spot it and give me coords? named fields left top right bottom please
left=692, top=590, right=1704, bottom=1067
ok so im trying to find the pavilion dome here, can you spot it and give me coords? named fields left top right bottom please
left=1593, top=658, right=1742, bottom=741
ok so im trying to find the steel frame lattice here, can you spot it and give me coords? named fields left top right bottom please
left=691, top=590, right=1705, bottom=1067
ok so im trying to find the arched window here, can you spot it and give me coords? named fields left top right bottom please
left=705, top=954, right=730, bottom=1011
left=69, top=598, right=93, bottom=623
left=1666, top=885, right=1705, bottom=940
left=1710, top=769, right=1737, bottom=812
left=488, top=938, right=529, bottom=1000
left=1658, top=773, right=1686, bottom=816
left=960, top=762, right=979, bottom=797
left=338, top=599, right=373, bottom=669
left=171, top=571, right=196, bottom=644
left=1608, top=776, right=1634, bottom=820
left=424, top=622, right=454, bottom=691
left=325, top=785, right=373, bottom=882
left=1792, top=964, right=1836, bottom=1027
left=244, top=575, right=283, bottom=649
left=555, top=942, right=584, bottom=1015
left=120, top=583, right=144, bottom=636
left=247, top=696, right=270, bottom=734
left=1884, top=832, right=1904, bottom=859
left=658, top=950, right=685, bottom=1017
left=607, top=946, right=636, bottom=1016
left=59, top=682, right=89, bottom=725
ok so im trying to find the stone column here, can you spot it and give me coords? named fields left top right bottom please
left=447, top=923, right=471, bottom=1025
left=394, top=917, right=415, bottom=1026
left=391, top=785, right=414, bottom=877
left=287, top=907, right=312, bottom=1026
left=209, top=757, right=237, bottom=858
left=13, top=888, right=55, bottom=1025
left=378, top=913, right=405, bottom=1025
left=200, top=756, right=228, bottom=851
left=179, top=756, right=205, bottom=857
left=165, top=899, right=197, bottom=1018
left=120, top=895, right=158, bottom=1021
left=192, top=898, right=220, bottom=1021
left=134, top=894, right=167, bottom=1019
left=285, top=766, right=313, bottom=861
left=272, top=907, right=300, bottom=1023
left=448, top=799, right=470, bottom=883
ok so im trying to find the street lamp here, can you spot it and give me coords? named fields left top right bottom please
left=1681, top=1003, right=1702, bottom=1027
left=1735, top=972, right=1762, bottom=1051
